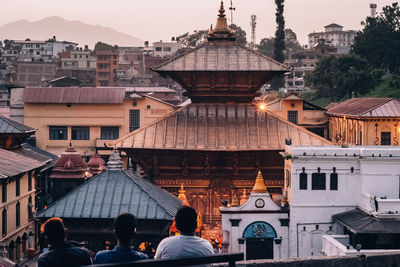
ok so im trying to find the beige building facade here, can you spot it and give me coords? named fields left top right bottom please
left=23, top=87, right=176, bottom=156
left=0, top=152, right=43, bottom=262
left=327, top=98, right=400, bottom=146
left=266, top=94, right=328, bottom=138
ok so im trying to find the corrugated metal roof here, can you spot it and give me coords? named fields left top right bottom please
left=23, top=87, right=125, bottom=104
left=37, top=170, right=182, bottom=220
left=125, top=87, right=176, bottom=93
left=113, top=103, right=331, bottom=151
left=0, top=148, right=45, bottom=178
left=152, top=43, right=290, bottom=72
left=0, top=115, right=36, bottom=134
left=327, top=98, right=400, bottom=117
left=334, top=209, right=400, bottom=234
left=14, top=143, right=58, bottom=171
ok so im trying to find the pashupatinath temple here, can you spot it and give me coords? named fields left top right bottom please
left=112, top=1, right=330, bottom=238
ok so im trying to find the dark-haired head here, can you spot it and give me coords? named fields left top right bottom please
left=114, top=213, right=137, bottom=246
left=175, top=206, right=197, bottom=235
left=41, top=217, right=66, bottom=245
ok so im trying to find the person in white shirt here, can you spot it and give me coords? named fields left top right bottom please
left=155, top=206, right=214, bottom=259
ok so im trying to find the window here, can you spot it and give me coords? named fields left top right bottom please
left=28, top=196, right=33, bottom=219
left=113, top=55, right=117, bottom=59
left=163, top=47, right=172, bottom=52
left=49, top=126, right=67, bottom=140
left=2, top=209, right=6, bottom=236
left=155, top=47, right=162, bottom=52
left=312, top=173, right=326, bottom=190
left=288, top=111, right=298, bottom=124
left=16, top=178, right=20, bottom=197
left=330, top=173, right=338, bottom=190
left=381, top=132, right=391, bottom=145
left=2, top=183, right=6, bottom=203
left=129, top=110, right=140, bottom=132
left=101, top=126, right=119, bottom=140
left=28, top=172, right=32, bottom=191
left=113, top=61, right=117, bottom=65
left=16, top=202, right=20, bottom=227
left=71, top=126, right=90, bottom=140
left=300, top=173, right=307, bottom=190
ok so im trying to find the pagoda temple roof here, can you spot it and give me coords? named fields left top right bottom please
left=37, top=170, right=182, bottom=220
left=112, top=103, right=331, bottom=151
left=152, top=43, right=290, bottom=72
left=0, top=115, right=36, bottom=134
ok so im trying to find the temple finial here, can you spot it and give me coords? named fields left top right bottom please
left=219, top=1, right=226, bottom=18
left=251, top=170, right=267, bottom=194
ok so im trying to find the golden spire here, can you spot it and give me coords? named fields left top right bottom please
left=208, top=1, right=235, bottom=43
left=178, top=183, right=190, bottom=206
left=231, top=193, right=239, bottom=207
left=251, top=171, right=267, bottom=194
left=240, top=188, right=248, bottom=205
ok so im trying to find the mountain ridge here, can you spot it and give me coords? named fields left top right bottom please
left=0, top=16, right=143, bottom=48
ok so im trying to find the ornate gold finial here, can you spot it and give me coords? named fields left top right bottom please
left=231, top=192, right=239, bottom=207
left=219, top=1, right=226, bottom=18
left=252, top=171, right=267, bottom=194
left=240, top=188, right=248, bottom=205
left=178, top=183, right=190, bottom=206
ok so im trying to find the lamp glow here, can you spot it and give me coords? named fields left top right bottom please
left=259, top=103, right=266, bottom=111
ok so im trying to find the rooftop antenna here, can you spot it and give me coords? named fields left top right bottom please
left=250, top=15, right=257, bottom=48
left=229, top=0, right=235, bottom=25
left=369, top=3, right=377, bottom=17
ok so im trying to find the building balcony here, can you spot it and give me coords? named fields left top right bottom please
left=322, top=235, right=400, bottom=256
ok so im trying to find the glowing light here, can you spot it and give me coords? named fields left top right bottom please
left=259, top=103, right=266, bottom=111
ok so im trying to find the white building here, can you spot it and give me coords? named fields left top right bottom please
left=308, top=24, right=356, bottom=54
left=152, top=41, right=182, bottom=57
left=61, top=48, right=96, bottom=69
left=222, top=145, right=400, bottom=260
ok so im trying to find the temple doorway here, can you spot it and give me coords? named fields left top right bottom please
left=243, top=221, right=277, bottom=260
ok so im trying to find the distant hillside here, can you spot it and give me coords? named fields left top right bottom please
left=0, top=16, right=143, bottom=48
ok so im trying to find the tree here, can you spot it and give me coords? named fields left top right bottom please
left=257, top=37, right=275, bottom=58
left=177, top=24, right=247, bottom=48
left=94, top=41, right=117, bottom=51
left=352, top=2, right=400, bottom=73
left=274, top=0, right=285, bottom=63
left=257, top=29, right=302, bottom=59
left=177, top=30, right=209, bottom=48
left=308, top=55, right=374, bottom=101
left=270, top=0, right=286, bottom=90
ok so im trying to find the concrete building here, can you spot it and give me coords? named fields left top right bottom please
left=308, top=24, right=356, bottom=54
left=326, top=98, right=400, bottom=146
left=60, top=48, right=96, bottom=69
left=152, top=41, right=182, bottom=58
left=95, top=50, right=119, bottom=86
left=15, top=62, right=57, bottom=87
left=22, top=87, right=176, bottom=157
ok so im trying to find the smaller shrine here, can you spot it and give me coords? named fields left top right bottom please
left=221, top=171, right=289, bottom=260
left=49, top=143, right=90, bottom=201
left=87, top=153, right=106, bottom=175
left=38, top=150, right=182, bottom=255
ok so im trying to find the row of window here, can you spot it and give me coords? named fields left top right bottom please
left=299, top=172, right=338, bottom=191
left=1, top=174, right=31, bottom=203
left=50, top=126, right=119, bottom=140
left=2, top=197, right=32, bottom=237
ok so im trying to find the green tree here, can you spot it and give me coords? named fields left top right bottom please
left=309, top=55, right=374, bottom=101
left=257, top=29, right=302, bottom=59
left=270, top=0, right=286, bottom=90
left=257, top=37, right=275, bottom=58
left=176, top=24, right=247, bottom=48
left=352, top=2, right=400, bottom=73
left=94, top=41, right=117, bottom=51
left=273, top=0, right=285, bottom=63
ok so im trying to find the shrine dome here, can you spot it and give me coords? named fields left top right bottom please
left=50, top=145, right=87, bottom=179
